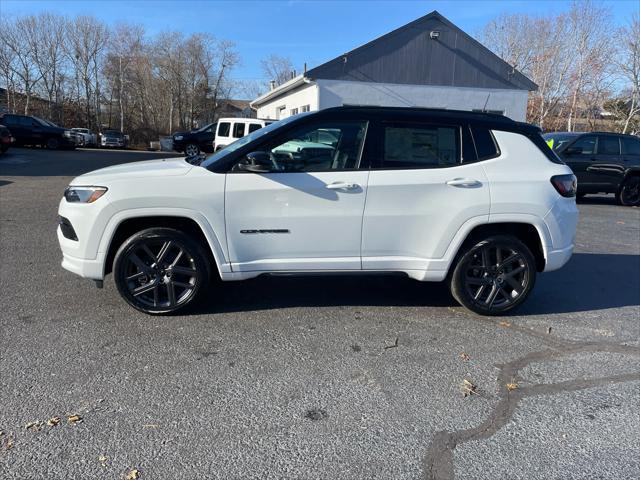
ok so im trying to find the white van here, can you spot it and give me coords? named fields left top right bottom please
left=214, top=118, right=272, bottom=151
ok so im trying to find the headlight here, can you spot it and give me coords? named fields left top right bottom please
left=63, top=130, right=72, bottom=138
left=174, top=135, right=183, bottom=140
left=64, top=186, right=108, bottom=203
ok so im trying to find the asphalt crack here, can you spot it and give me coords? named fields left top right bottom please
left=424, top=342, right=640, bottom=480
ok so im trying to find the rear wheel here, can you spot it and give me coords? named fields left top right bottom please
left=449, top=235, right=536, bottom=315
left=184, top=143, right=199, bottom=157
left=113, top=228, right=211, bottom=314
left=46, top=138, right=60, bottom=150
left=616, top=176, right=640, bottom=206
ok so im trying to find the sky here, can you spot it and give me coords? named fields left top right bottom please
left=1, top=0, right=638, bottom=89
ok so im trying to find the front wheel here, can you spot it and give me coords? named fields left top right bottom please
left=449, top=236, right=536, bottom=315
left=184, top=143, right=199, bottom=157
left=616, top=176, right=640, bottom=206
left=46, top=138, right=60, bottom=150
left=113, top=228, right=211, bottom=314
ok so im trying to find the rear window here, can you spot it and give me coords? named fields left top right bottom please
left=232, top=123, right=245, bottom=138
left=380, top=124, right=459, bottom=169
left=217, top=122, right=230, bottom=137
left=470, top=127, right=499, bottom=160
left=597, top=136, right=620, bottom=155
left=622, top=137, right=640, bottom=155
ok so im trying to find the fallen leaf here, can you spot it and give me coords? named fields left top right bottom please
left=25, top=421, right=42, bottom=431
left=616, top=221, right=625, bottom=225
left=125, top=469, right=140, bottom=479
left=99, top=455, right=108, bottom=467
left=506, top=380, right=519, bottom=392
left=461, top=379, right=479, bottom=397
left=67, top=414, right=82, bottom=425
left=47, top=416, right=61, bottom=427
left=459, top=352, right=470, bottom=362
left=4, top=438, right=13, bottom=450
left=499, top=321, right=511, bottom=327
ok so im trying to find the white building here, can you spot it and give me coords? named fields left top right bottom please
left=251, top=11, right=536, bottom=121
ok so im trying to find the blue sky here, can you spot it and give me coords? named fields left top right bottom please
left=2, top=0, right=638, bottom=85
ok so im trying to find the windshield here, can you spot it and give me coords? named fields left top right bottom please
left=200, top=113, right=312, bottom=168
left=543, top=133, right=578, bottom=151
left=195, top=123, right=215, bottom=133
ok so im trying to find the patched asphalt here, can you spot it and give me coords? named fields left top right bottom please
left=1, top=147, right=638, bottom=479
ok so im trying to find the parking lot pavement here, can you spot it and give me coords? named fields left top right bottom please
left=1, top=147, right=639, bottom=480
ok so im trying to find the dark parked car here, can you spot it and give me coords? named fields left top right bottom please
left=0, top=114, right=77, bottom=150
left=544, top=131, right=640, bottom=206
left=100, top=129, right=126, bottom=148
left=172, top=123, right=216, bottom=156
left=0, top=124, right=15, bottom=153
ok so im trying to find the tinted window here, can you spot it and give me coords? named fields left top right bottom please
left=19, top=117, right=35, bottom=127
left=569, top=136, right=597, bottom=155
left=597, top=136, right=620, bottom=155
left=217, top=122, right=230, bottom=137
left=248, top=123, right=262, bottom=133
left=233, top=123, right=245, bottom=138
left=470, top=127, right=499, bottom=160
left=233, top=121, right=367, bottom=172
left=381, top=124, right=459, bottom=169
left=622, top=137, right=640, bottom=155
left=1, top=115, right=17, bottom=125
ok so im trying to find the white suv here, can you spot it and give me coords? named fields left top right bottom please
left=57, top=107, right=578, bottom=315
left=214, top=118, right=272, bottom=151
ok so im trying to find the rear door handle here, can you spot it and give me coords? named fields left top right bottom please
left=446, top=178, right=482, bottom=188
left=326, top=181, right=359, bottom=190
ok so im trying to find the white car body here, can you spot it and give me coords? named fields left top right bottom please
left=57, top=107, right=578, bottom=314
left=71, top=128, right=97, bottom=147
left=214, top=118, right=272, bottom=151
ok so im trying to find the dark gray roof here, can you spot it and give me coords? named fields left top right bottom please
left=306, top=11, right=537, bottom=91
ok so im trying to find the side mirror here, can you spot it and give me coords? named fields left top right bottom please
left=565, top=146, right=583, bottom=155
left=240, top=151, right=272, bottom=173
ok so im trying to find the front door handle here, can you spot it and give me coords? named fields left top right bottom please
left=326, top=181, right=359, bottom=190
left=446, top=178, right=482, bottom=188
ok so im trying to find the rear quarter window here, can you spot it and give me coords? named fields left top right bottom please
left=470, top=127, right=499, bottom=160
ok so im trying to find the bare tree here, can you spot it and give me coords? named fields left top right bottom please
left=615, top=14, right=640, bottom=134
left=261, top=54, right=294, bottom=87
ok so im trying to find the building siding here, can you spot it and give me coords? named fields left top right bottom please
left=256, top=83, right=318, bottom=120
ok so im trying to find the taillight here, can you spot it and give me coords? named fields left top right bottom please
left=550, top=174, right=577, bottom=198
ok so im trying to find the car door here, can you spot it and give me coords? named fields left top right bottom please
left=361, top=121, right=490, bottom=274
left=224, top=118, right=370, bottom=272
left=562, top=135, right=598, bottom=187
left=590, top=135, right=624, bottom=190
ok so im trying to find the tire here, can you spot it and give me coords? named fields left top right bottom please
left=449, top=235, right=536, bottom=316
left=576, top=192, right=587, bottom=199
left=113, top=228, right=211, bottom=314
left=615, top=176, right=640, bottom=206
left=46, top=138, right=60, bottom=150
left=184, top=143, right=199, bottom=157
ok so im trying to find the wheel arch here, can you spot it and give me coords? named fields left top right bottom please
left=450, top=221, right=547, bottom=273
left=101, top=212, right=226, bottom=276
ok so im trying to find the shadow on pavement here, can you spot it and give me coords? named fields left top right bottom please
left=192, top=253, right=639, bottom=316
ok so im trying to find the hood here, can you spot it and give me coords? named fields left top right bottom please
left=71, top=158, right=193, bottom=185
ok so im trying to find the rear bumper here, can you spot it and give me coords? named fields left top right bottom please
left=544, top=244, right=574, bottom=271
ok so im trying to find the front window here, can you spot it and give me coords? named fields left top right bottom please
left=217, top=122, right=230, bottom=137
left=379, top=123, right=460, bottom=169
left=543, top=133, right=578, bottom=152
left=231, top=120, right=367, bottom=172
left=568, top=136, right=597, bottom=155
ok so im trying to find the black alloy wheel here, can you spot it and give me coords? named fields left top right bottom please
left=113, top=228, right=210, bottom=314
left=450, top=236, right=536, bottom=315
left=184, top=143, right=200, bottom=157
left=616, top=176, right=640, bottom=206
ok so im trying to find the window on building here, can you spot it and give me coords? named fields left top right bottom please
left=379, top=124, right=460, bottom=169
left=301, top=105, right=311, bottom=112
left=233, top=122, right=245, bottom=138
left=290, top=108, right=299, bottom=116
left=217, top=122, right=230, bottom=137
